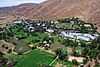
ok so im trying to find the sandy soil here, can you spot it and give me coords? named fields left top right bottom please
left=0, top=40, right=14, bottom=58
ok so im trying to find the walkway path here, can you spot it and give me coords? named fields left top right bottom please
left=37, top=47, right=55, bottom=54
left=49, top=56, right=59, bottom=66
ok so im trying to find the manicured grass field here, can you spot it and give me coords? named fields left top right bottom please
left=9, top=49, right=55, bottom=67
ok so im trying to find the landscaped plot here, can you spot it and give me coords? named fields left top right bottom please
left=13, top=49, right=55, bottom=67
left=50, top=42, right=65, bottom=51
left=13, top=44, right=30, bottom=54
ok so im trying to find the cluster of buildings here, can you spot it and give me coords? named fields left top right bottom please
left=6, top=18, right=99, bottom=43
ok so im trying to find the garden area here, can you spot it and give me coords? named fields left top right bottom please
left=13, top=43, right=30, bottom=54
left=7, top=38, right=31, bottom=54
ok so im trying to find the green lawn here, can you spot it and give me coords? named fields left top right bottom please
left=57, top=22, right=71, bottom=27
left=21, top=37, right=35, bottom=43
left=21, top=33, right=49, bottom=43
left=53, top=37, right=64, bottom=43
left=9, top=49, right=55, bottom=67
left=12, top=29, right=25, bottom=35
left=75, top=46, right=84, bottom=50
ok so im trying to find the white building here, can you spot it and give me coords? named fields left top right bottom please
left=13, top=21, right=22, bottom=24
left=28, top=27, right=35, bottom=32
left=46, top=29, right=54, bottom=33
left=61, top=31, right=99, bottom=41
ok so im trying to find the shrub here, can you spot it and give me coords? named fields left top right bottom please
left=31, top=46, right=37, bottom=50
left=7, top=49, right=12, bottom=53
left=0, top=51, right=4, bottom=56
left=5, top=46, right=8, bottom=49
left=2, top=44, right=5, bottom=48
left=72, top=59, right=79, bottom=66
left=83, top=59, right=88, bottom=64
left=94, top=62, right=100, bottom=67
left=44, top=46, right=49, bottom=50
left=18, top=52, right=23, bottom=55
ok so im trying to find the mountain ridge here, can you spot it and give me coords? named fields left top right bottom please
left=0, top=0, right=100, bottom=28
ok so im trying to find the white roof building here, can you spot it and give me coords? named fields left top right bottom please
left=13, top=21, right=22, bottom=24
left=44, top=44, right=50, bottom=47
left=46, top=29, right=54, bottom=33
left=43, top=41, right=47, bottom=44
left=28, top=27, right=35, bottom=32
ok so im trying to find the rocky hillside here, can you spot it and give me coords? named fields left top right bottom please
left=0, top=0, right=100, bottom=30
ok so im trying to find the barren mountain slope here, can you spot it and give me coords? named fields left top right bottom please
left=0, top=0, right=100, bottom=29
